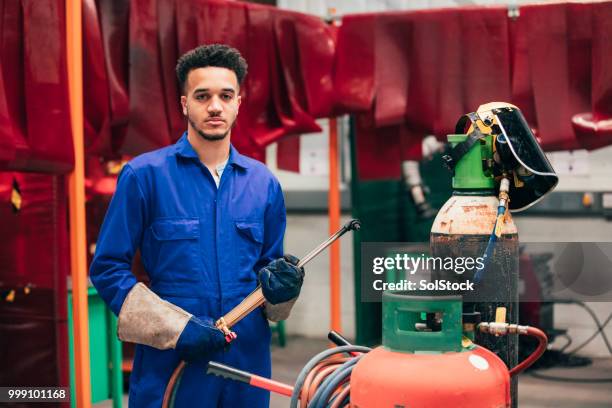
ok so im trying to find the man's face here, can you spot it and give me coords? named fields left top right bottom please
left=181, top=67, right=241, bottom=141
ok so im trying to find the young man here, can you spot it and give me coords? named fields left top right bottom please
left=90, top=44, right=304, bottom=407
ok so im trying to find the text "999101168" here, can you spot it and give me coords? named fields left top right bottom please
left=0, top=387, right=70, bottom=402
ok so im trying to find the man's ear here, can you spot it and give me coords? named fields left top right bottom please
left=237, top=95, right=242, bottom=108
left=181, top=95, right=187, bottom=116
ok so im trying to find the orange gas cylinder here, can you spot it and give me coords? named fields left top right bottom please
left=350, top=293, right=510, bottom=408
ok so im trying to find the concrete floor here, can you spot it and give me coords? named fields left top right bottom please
left=96, top=336, right=612, bottom=407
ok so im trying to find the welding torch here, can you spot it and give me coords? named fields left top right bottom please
left=162, top=218, right=361, bottom=408
left=215, top=218, right=361, bottom=340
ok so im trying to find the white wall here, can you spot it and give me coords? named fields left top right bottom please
left=282, top=214, right=356, bottom=339
left=547, top=146, right=612, bottom=192
left=514, top=216, right=612, bottom=242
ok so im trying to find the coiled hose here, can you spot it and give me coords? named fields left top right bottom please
left=289, top=345, right=371, bottom=408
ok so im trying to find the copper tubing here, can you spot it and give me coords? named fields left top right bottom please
left=215, top=287, right=265, bottom=332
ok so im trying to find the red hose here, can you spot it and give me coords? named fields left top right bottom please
left=300, top=357, right=349, bottom=404
left=329, top=385, right=351, bottom=408
left=510, top=326, right=548, bottom=376
left=162, top=360, right=186, bottom=408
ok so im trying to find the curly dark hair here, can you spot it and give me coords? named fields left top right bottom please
left=176, top=44, right=248, bottom=94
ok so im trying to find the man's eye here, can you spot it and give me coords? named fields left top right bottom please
left=221, top=94, right=233, bottom=101
left=195, top=94, right=208, bottom=101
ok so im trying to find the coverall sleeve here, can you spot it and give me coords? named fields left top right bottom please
left=256, top=178, right=287, bottom=273
left=90, top=164, right=147, bottom=316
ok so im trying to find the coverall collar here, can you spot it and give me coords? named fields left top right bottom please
left=174, top=132, right=250, bottom=169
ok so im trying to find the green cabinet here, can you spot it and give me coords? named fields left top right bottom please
left=68, top=286, right=123, bottom=407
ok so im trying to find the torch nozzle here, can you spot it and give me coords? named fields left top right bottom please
left=344, top=219, right=361, bottom=232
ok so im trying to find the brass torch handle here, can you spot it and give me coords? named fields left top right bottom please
left=216, top=287, right=265, bottom=330
left=215, top=219, right=361, bottom=331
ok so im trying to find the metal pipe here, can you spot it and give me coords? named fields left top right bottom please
left=328, top=117, right=341, bottom=333
left=66, top=0, right=91, bottom=405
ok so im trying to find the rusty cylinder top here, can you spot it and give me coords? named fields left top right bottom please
left=431, top=195, right=517, bottom=236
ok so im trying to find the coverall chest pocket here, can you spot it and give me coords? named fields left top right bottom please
left=149, top=218, right=201, bottom=283
left=234, top=221, right=264, bottom=282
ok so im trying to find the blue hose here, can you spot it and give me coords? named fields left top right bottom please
left=473, top=205, right=506, bottom=284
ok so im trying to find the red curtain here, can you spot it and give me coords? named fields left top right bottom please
left=337, top=3, right=612, bottom=180
left=120, top=0, right=335, bottom=161
left=2, top=1, right=612, bottom=176
left=0, top=0, right=73, bottom=173
left=0, top=173, right=70, bottom=397
left=573, top=1, right=612, bottom=149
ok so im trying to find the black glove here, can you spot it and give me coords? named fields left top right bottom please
left=258, top=254, right=305, bottom=305
left=175, top=316, right=227, bottom=363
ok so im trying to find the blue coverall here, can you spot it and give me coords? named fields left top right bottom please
left=90, top=134, right=286, bottom=407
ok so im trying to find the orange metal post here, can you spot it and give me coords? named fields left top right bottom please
left=328, top=118, right=341, bottom=332
left=66, top=0, right=92, bottom=406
